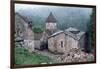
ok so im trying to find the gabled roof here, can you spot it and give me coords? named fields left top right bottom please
left=48, top=27, right=85, bottom=40
left=15, top=12, right=32, bottom=23
left=46, top=12, right=57, bottom=23
left=48, top=30, right=63, bottom=38
left=65, top=27, right=79, bottom=32
left=64, top=31, right=85, bottom=40
left=50, top=30, right=63, bottom=37
left=65, top=27, right=85, bottom=40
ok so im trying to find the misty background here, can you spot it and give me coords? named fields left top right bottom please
left=15, top=4, right=93, bottom=32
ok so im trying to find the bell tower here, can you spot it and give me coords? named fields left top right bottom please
left=46, top=12, right=57, bottom=31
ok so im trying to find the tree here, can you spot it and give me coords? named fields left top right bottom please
left=86, top=8, right=96, bottom=53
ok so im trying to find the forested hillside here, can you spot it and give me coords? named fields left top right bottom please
left=15, top=4, right=93, bottom=32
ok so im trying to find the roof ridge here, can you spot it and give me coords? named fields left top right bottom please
left=15, top=12, right=32, bottom=23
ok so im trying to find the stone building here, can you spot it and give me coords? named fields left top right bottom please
left=34, top=12, right=58, bottom=50
left=34, top=32, right=43, bottom=50
left=15, top=13, right=34, bottom=52
left=34, top=31, right=49, bottom=50
left=48, top=27, right=86, bottom=54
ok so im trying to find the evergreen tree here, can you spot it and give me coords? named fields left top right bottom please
left=86, top=8, right=96, bottom=53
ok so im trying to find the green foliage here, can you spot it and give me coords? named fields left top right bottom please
left=15, top=46, right=54, bottom=65
left=32, top=26, right=44, bottom=33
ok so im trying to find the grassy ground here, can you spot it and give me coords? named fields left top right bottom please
left=15, top=46, right=54, bottom=65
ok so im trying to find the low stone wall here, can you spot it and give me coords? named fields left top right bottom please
left=34, top=40, right=41, bottom=49
left=59, top=48, right=94, bottom=63
left=34, top=48, right=94, bottom=63
left=24, top=40, right=34, bottom=52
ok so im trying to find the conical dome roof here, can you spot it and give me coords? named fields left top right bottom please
left=46, top=12, right=57, bottom=23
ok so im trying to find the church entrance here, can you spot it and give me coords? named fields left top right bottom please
left=40, top=41, right=48, bottom=50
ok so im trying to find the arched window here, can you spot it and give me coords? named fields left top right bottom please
left=61, top=41, right=63, bottom=48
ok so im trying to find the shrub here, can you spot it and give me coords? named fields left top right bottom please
left=32, top=27, right=44, bottom=33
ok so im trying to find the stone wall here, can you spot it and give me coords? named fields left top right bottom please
left=15, top=13, right=26, bottom=40
left=48, top=37, right=55, bottom=52
left=34, top=40, right=41, bottom=49
left=48, top=33, right=66, bottom=53
left=48, top=32, right=80, bottom=54
left=79, top=35, right=86, bottom=50
left=46, top=22, right=57, bottom=30
left=54, top=33, right=66, bottom=53
left=24, top=40, right=34, bottom=52
left=15, top=13, right=34, bottom=52
left=65, top=35, right=79, bottom=53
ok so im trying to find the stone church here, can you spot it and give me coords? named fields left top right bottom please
left=45, top=12, right=86, bottom=54
left=48, top=28, right=86, bottom=54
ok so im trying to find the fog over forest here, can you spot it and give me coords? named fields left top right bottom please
left=15, top=4, right=93, bottom=32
